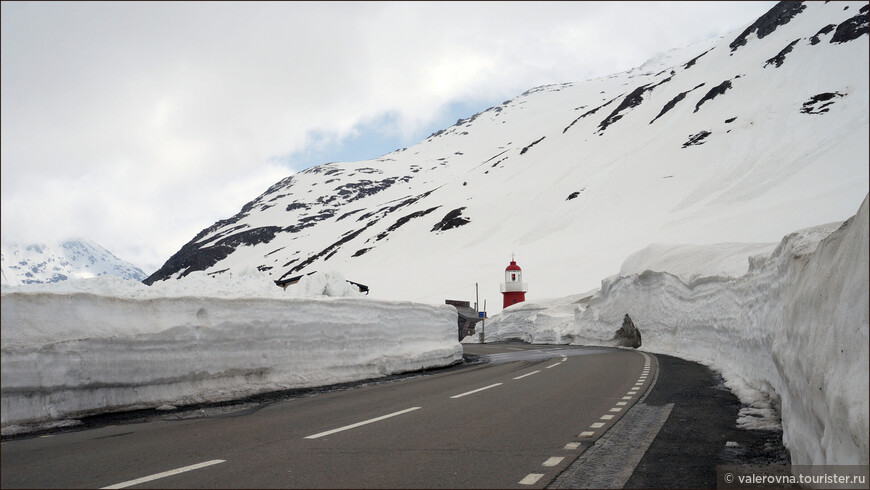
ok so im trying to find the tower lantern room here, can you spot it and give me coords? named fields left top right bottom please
left=500, top=255, right=528, bottom=308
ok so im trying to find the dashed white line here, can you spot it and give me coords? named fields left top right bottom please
left=304, top=407, right=421, bottom=439
left=590, top=422, right=605, bottom=429
left=519, top=473, right=544, bottom=485
left=450, top=383, right=503, bottom=399
left=610, top=407, right=622, bottom=412
left=600, top=414, right=614, bottom=420
left=579, top=431, right=595, bottom=437
left=543, top=457, right=564, bottom=467
left=513, top=370, right=541, bottom=380
left=616, top=401, right=628, bottom=406
left=100, top=460, right=226, bottom=489
left=545, top=362, right=562, bottom=369
left=564, top=442, right=581, bottom=449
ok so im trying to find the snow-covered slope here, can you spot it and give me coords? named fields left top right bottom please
left=1, top=239, right=147, bottom=286
left=146, top=1, right=868, bottom=309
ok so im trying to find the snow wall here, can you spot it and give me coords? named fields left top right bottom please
left=478, top=195, right=868, bottom=467
left=1, top=271, right=462, bottom=430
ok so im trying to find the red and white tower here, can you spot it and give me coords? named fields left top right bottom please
left=500, top=255, right=528, bottom=308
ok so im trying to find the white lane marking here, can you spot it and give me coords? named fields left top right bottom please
left=545, top=362, right=562, bottom=369
left=616, top=401, right=628, bottom=406
left=610, top=407, right=622, bottom=412
left=565, top=442, right=581, bottom=449
left=304, top=407, right=421, bottom=439
left=590, top=422, right=605, bottom=429
left=519, top=473, right=544, bottom=485
left=622, top=396, right=633, bottom=400
left=628, top=391, right=637, bottom=395
left=579, top=431, right=595, bottom=437
left=514, top=370, right=541, bottom=380
left=101, top=460, right=226, bottom=489
left=600, top=414, right=614, bottom=420
left=543, top=457, right=564, bottom=467
left=450, top=383, right=503, bottom=399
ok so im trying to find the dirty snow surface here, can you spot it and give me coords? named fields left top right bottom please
left=1, top=270, right=462, bottom=434
left=476, top=196, right=869, bottom=467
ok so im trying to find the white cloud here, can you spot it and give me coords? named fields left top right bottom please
left=0, top=1, right=776, bottom=274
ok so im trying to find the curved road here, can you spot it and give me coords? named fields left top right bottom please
left=1, top=344, right=657, bottom=488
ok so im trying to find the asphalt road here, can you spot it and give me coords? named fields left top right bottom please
left=1, top=344, right=655, bottom=489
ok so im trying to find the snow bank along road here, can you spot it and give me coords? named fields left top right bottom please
left=2, top=344, right=661, bottom=488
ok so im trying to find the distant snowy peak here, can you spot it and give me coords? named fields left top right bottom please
left=1, top=239, right=147, bottom=286
left=145, top=1, right=868, bottom=305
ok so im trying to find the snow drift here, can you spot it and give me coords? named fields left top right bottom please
left=1, top=270, right=462, bottom=432
left=479, top=195, right=869, bottom=467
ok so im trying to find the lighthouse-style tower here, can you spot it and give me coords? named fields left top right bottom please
left=500, top=255, right=528, bottom=308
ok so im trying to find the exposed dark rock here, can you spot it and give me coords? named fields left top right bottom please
left=520, top=136, right=546, bottom=155
left=596, top=78, right=672, bottom=133
left=563, top=93, right=623, bottom=133
left=566, top=190, right=585, bottom=201
left=337, top=208, right=364, bottom=221
left=800, top=92, right=845, bottom=114
left=144, top=221, right=283, bottom=284
left=810, top=24, right=837, bottom=44
left=830, top=9, right=869, bottom=43
left=265, top=247, right=285, bottom=257
left=431, top=207, right=471, bottom=232
left=694, top=80, right=732, bottom=113
left=765, top=39, right=801, bottom=68
left=375, top=206, right=441, bottom=242
left=650, top=83, right=705, bottom=124
left=285, top=202, right=309, bottom=212
left=682, top=131, right=712, bottom=148
left=284, top=220, right=380, bottom=277
left=352, top=247, right=372, bottom=257
left=725, top=117, right=738, bottom=123
left=613, top=314, right=642, bottom=348
left=219, top=227, right=283, bottom=249
left=597, top=85, right=649, bottom=132
left=683, top=49, right=711, bottom=69
left=729, top=1, right=807, bottom=52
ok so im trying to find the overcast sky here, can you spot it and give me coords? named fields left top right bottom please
left=1, top=1, right=775, bottom=275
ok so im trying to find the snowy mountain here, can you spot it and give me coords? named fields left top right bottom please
left=1, top=239, right=147, bottom=286
left=145, top=1, right=869, bottom=308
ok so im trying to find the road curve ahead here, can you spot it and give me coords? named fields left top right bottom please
left=1, top=343, right=656, bottom=489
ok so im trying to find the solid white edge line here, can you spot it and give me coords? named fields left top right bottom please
left=514, top=370, right=541, bottom=380
left=450, top=383, right=503, bottom=399
left=519, top=473, right=545, bottom=485
left=100, top=460, right=226, bottom=489
left=304, top=407, right=421, bottom=439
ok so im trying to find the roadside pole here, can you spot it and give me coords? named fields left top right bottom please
left=482, top=299, right=486, bottom=344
